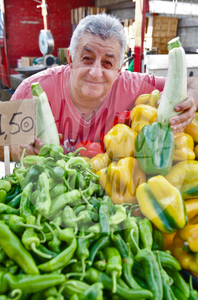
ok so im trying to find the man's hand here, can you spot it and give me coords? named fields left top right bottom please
left=158, top=77, right=198, bottom=134
left=169, top=93, right=197, bottom=134
left=9, top=134, right=63, bottom=162
left=10, top=137, right=44, bottom=162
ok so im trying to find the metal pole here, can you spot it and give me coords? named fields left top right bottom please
left=42, top=0, right=48, bottom=30
left=133, top=0, right=147, bottom=72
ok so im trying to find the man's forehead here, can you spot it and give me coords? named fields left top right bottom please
left=81, top=45, right=116, bottom=58
left=78, top=33, right=120, bottom=56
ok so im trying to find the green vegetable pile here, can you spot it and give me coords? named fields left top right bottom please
left=0, top=144, right=197, bottom=300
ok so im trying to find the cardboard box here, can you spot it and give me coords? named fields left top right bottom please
left=58, top=48, right=68, bottom=64
left=21, top=57, right=36, bottom=67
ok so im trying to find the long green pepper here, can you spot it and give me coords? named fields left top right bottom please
left=44, top=222, right=61, bottom=254
left=0, top=223, right=39, bottom=274
left=138, top=218, right=153, bottom=250
left=156, top=251, right=177, bottom=300
left=130, top=229, right=163, bottom=300
left=38, top=228, right=77, bottom=272
left=21, top=216, right=52, bottom=259
left=47, top=190, right=81, bottom=219
left=123, top=216, right=139, bottom=256
left=3, top=272, right=65, bottom=294
left=85, top=268, right=153, bottom=299
left=122, top=244, right=143, bottom=290
left=19, top=182, right=33, bottom=221
left=35, top=172, right=51, bottom=216
left=103, top=246, right=122, bottom=293
left=76, top=226, right=90, bottom=280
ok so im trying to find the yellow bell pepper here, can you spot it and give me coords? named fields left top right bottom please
left=103, top=124, right=137, bottom=161
left=165, top=160, right=198, bottom=199
left=134, top=90, right=160, bottom=107
left=194, top=145, right=198, bottom=160
left=173, top=231, right=198, bottom=274
left=149, top=89, right=160, bottom=108
left=185, top=198, right=198, bottom=223
left=173, top=132, right=195, bottom=161
left=90, top=153, right=111, bottom=173
left=80, top=156, right=91, bottom=163
left=96, top=157, right=146, bottom=205
left=136, top=175, right=187, bottom=233
left=161, top=231, right=176, bottom=254
left=135, top=94, right=150, bottom=106
left=184, top=112, right=198, bottom=143
left=130, top=105, right=158, bottom=133
left=162, top=198, right=198, bottom=253
left=170, top=198, right=198, bottom=276
left=179, top=223, right=198, bottom=252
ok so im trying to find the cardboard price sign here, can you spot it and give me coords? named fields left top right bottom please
left=0, top=99, right=36, bottom=146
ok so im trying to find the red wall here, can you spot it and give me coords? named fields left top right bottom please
left=4, top=0, right=95, bottom=69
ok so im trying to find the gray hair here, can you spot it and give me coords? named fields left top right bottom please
left=69, top=13, right=126, bottom=69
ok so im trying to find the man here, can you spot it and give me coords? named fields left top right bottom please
left=0, top=13, right=197, bottom=161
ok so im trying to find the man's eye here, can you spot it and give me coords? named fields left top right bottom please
left=83, top=57, right=91, bottom=61
left=103, top=61, right=112, bottom=67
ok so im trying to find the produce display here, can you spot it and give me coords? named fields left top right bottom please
left=0, top=36, right=198, bottom=299
left=0, top=155, right=197, bottom=300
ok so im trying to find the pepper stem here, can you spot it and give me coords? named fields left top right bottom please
left=72, top=147, right=86, bottom=156
left=74, top=223, right=78, bottom=235
left=189, top=275, right=193, bottom=292
left=84, top=168, right=99, bottom=179
left=63, top=177, right=72, bottom=191
left=58, top=281, right=77, bottom=295
left=19, top=223, right=43, bottom=231
left=66, top=259, right=78, bottom=266
left=31, top=242, right=52, bottom=259
left=130, top=228, right=140, bottom=255
left=80, top=257, right=86, bottom=281
left=44, top=222, right=57, bottom=240
left=71, top=214, right=85, bottom=223
left=80, top=188, right=94, bottom=209
left=39, top=229, right=47, bottom=243
left=112, top=270, right=118, bottom=294
left=20, top=148, right=26, bottom=169
left=36, top=213, right=42, bottom=227
left=77, top=232, right=95, bottom=240
left=65, top=272, right=83, bottom=279
left=10, top=289, right=23, bottom=300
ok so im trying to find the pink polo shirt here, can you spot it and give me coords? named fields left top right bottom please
left=11, top=65, right=165, bottom=152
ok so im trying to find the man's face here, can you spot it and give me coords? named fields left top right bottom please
left=68, top=32, right=122, bottom=104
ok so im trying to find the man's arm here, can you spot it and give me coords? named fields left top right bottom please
left=169, top=77, right=198, bottom=133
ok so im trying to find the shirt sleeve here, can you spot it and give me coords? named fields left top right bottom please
left=10, top=81, right=33, bottom=100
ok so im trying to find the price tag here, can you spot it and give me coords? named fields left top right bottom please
left=0, top=99, right=36, bottom=146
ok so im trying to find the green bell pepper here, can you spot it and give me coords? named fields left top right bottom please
left=135, top=122, right=174, bottom=176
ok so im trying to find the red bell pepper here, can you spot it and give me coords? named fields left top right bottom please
left=75, top=141, right=105, bottom=158
left=114, top=110, right=131, bottom=127
left=100, top=132, right=106, bottom=151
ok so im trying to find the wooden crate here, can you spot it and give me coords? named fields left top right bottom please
left=87, top=7, right=107, bottom=15
left=152, top=16, right=178, bottom=54
left=71, top=7, right=106, bottom=25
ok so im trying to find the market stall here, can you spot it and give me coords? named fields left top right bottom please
left=0, top=37, right=198, bottom=300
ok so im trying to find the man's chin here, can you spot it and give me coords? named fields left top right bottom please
left=83, top=91, right=104, bottom=102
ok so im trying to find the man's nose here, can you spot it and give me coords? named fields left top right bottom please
left=89, top=60, right=102, bottom=78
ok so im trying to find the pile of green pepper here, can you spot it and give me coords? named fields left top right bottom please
left=0, top=143, right=197, bottom=300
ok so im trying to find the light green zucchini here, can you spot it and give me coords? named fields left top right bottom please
left=31, top=82, right=59, bottom=145
left=157, top=37, right=187, bottom=126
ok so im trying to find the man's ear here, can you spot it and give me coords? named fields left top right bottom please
left=67, top=49, right=73, bottom=67
left=117, top=66, right=122, bottom=76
